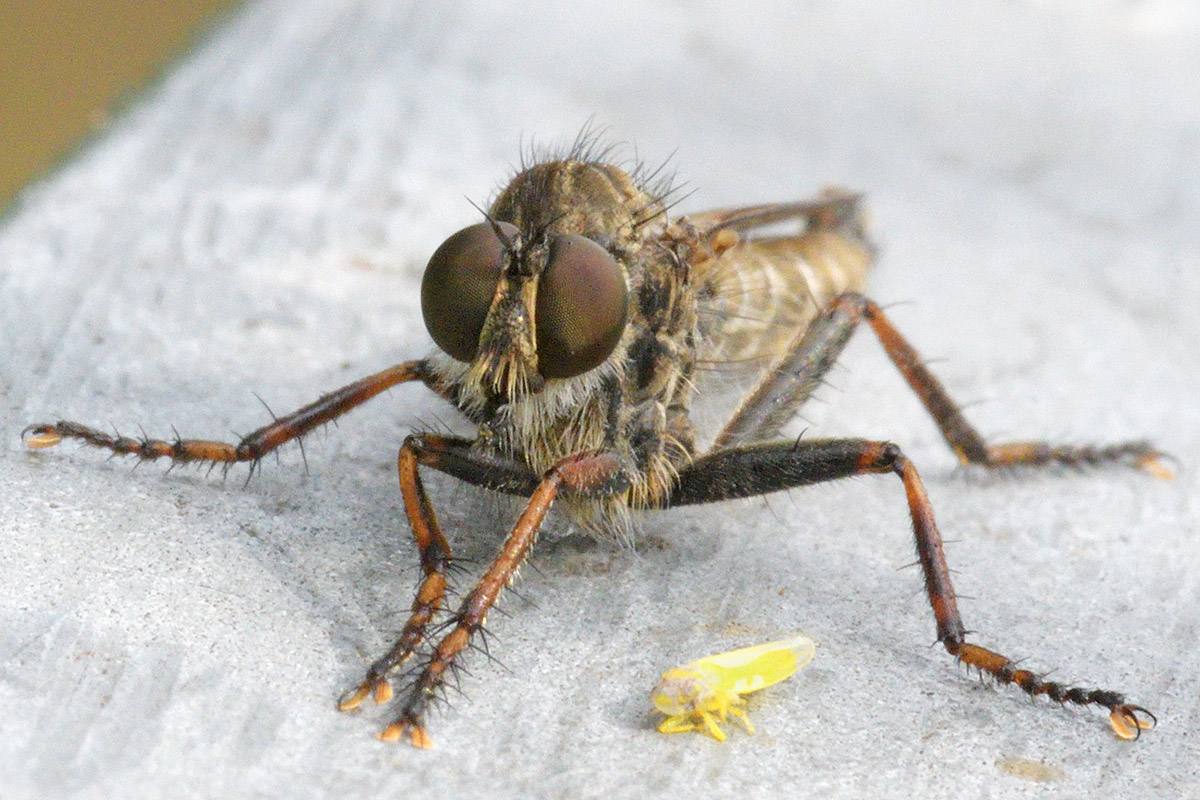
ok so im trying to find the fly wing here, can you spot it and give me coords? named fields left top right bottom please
left=691, top=635, right=816, bottom=695
left=688, top=189, right=874, bottom=373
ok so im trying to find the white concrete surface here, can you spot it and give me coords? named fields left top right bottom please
left=2, top=1, right=1197, bottom=798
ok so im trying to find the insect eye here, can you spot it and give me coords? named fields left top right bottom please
left=421, top=221, right=518, bottom=362
left=535, top=235, right=628, bottom=379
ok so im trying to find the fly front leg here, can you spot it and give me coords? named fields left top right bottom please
left=338, top=433, right=541, bottom=718
left=355, top=443, right=627, bottom=748
left=666, top=438, right=1155, bottom=739
left=714, top=292, right=1168, bottom=477
left=338, top=434, right=468, bottom=714
left=23, top=360, right=436, bottom=472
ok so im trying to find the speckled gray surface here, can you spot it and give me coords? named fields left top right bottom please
left=2, top=1, right=1198, bottom=798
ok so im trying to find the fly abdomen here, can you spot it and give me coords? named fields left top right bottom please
left=699, top=192, right=874, bottom=369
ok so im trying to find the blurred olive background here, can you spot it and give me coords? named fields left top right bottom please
left=0, top=0, right=240, bottom=212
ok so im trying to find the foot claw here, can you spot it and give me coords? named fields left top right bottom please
left=376, top=721, right=404, bottom=743
left=338, top=675, right=395, bottom=711
left=22, top=426, right=62, bottom=449
left=377, top=719, right=432, bottom=749
left=409, top=725, right=433, bottom=749
left=1136, top=454, right=1175, bottom=481
left=1110, top=705, right=1156, bottom=741
left=337, top=683, right=372, bottom=712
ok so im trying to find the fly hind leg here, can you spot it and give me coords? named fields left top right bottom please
left=713, top=292, right=1168, bottom=477
left=665, top=438, right=1155, bottom=739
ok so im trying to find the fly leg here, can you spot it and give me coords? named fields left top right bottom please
left=665, top=438, right=1155, bottom=739
left=343, top=438, right=626, bottom=748
left=24, top=360, right=436, bottom=474
left=337, top=432, right=541, bottom=725
left=338, top=434, right=463, bottom=716
left=683, top=188, right=867, bottom=241
left=714, top=292, right=1168, bottom=476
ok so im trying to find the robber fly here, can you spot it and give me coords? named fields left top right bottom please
left=25, top=134, right=1165, bottom=747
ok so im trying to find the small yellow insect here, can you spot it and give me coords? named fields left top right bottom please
left=651, top=634, right=815, bottom=741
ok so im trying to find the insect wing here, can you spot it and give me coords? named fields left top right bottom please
left=689, top=634, right=815, bottom=696
left=686, top=194, right=872, bottom=431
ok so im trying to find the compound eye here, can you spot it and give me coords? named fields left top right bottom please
left=535, top=235, right=628, bottom=379
left=421, top=221, right=517, bottom=362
